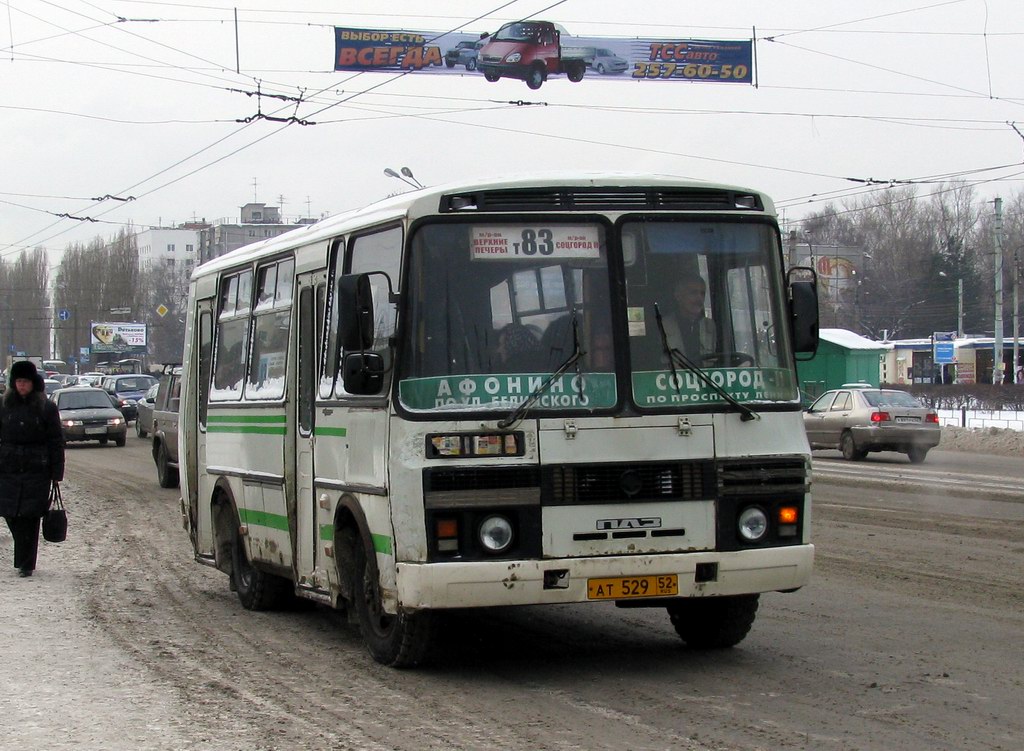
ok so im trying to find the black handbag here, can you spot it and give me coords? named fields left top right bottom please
left=43, top=482, right=67, bottom=543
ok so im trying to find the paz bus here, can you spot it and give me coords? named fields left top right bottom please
left=179, top=174, right=819, bottom=667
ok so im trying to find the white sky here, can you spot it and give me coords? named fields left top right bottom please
left=2, top=0, right=1022, bottom=266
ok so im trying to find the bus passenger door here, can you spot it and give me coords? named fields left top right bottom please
left=191, top=299, right=216, bottom=557
left=294, top=278, right=320, bottom=586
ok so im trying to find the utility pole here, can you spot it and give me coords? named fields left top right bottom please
left=993, top=198, right=1004, bottom=384
left=1014, top=245, right=1020, bottom=383
left=957, top=278, right=964, bottom=338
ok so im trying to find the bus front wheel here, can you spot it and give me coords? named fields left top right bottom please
left=230, top=508, right=292, bottom=611
left=352, top=542, right=434, bottom=667
left=666, top=594, right=759, bottom=648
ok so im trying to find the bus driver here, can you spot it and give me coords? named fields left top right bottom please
left=661, top=272, right=716, bottom=361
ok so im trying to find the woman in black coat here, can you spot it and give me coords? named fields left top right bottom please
left=0, top=360, right=65, bottom=577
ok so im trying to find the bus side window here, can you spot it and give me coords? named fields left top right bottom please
left=246, top=258, right=293, bottom=400
left=335, top=226, right=402, bottom=397
left=212, top=269, right=252, bottom=400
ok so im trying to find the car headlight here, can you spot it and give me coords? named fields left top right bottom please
left=62, top=419, right=83, bottom=427
left=478, top=515, right=514, bottom=554
left=737, top=506, right=768, bottom=542
left=107, top=417, right=124, bottom=426
left=505, top=52, right=521, bottom=63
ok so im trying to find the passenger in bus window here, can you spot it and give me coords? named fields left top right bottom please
left=493, top=323, right=541, bottom=372
left=661, top=272, right=716, bottom=361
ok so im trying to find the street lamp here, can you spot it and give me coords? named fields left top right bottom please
left=938, top=271, right=964, bottom=338
left=384, top=166, right=424, bottom=189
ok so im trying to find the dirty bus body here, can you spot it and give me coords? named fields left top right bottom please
left=179, top=174, right=820, bottom=667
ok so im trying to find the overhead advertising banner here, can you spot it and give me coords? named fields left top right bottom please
left=90, top=322, right=148, bottom=355
left=334, top=22, right=752, bottom=88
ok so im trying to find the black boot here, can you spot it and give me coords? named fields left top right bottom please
left=18, top=568, right=33, bottom=577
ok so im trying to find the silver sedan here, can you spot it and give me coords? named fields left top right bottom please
left=804, top=387, right=940, bottom=463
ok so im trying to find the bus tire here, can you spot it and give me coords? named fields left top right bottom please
left=156, top=442, right=179, bottom=488
left=352, top=541, right=434, bottom=667
left=667, top=594, right=759, bottom=649
left=230, top=508, right=292, bottom=611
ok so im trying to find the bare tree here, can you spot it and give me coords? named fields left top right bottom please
left=1, top=249, right=51, bottom=361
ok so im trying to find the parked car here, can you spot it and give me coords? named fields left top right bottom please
left=444, top=39, right=485, bottom=70
left=102, top=374, right=158, bottom=422
left=583, top=47, right=628, bottom=74
left=804, top=387, right=940, bottom=463
left=51, top=387, right=127, bottom=446
left=135, top=382, right=159, bottom=438
left=150, top=367, right=181, bottom=488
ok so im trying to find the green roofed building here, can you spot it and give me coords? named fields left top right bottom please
left=797, top=328, right=889, bottom=404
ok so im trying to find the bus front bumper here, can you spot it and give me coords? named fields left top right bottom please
left=395, top=544, right=814, bottom=610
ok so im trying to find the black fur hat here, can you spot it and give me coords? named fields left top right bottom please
left=9, top=359, right=40, bottom=388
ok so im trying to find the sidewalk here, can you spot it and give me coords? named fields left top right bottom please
left=0, top=516, right=192, bottom=749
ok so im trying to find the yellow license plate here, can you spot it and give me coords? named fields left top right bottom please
left=587, top=574, right=678, bottom=600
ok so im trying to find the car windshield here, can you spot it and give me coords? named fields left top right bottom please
left=493, top=22, right=542, bottom=42
left=58, top=391, right=115, bottom=410
left=863, top=390, right=923, bottom=408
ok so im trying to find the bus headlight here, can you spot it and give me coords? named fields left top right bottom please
left=737, top=506, right=768, bottom=542
left=478, top=515, right=514, bottom=554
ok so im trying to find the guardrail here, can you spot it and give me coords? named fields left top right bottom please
left=937, top=408, right=1024, bottom=431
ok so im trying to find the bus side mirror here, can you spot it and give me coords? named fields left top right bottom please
left=788, top=267, right=819, bottom=358
left=337, top=273, right=374, bottom=350
left=343, top=352, right=384, bottom=394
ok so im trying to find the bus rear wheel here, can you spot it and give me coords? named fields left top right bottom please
left=667, top=594, right=759, bottom=648
left=353, top=542, right=434, bottom=667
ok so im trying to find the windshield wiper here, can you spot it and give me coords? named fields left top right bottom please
left=498, top=313, right=586, bottom=430
left=653, top=303, right=759, bottom=422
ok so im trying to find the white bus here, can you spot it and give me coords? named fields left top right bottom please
left=179, top=175, right=819, bottom=666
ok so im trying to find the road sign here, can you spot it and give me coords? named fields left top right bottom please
left=58, top=308, right=71, bottom=321
left=933, top=331, right=956, bottom=365
left=156, top=304, right=169, bottom=317
left=110, top=307, right=131, bottom=315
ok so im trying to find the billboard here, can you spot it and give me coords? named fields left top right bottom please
left=333, top=23, right=752, bottom=88
left=90, top=322, right=148, bottom=355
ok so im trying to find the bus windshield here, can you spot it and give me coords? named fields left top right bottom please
left=398, top=221, right=616, bottom=413
left=623, top=219, right=797, bottom=407
left=398, top=218, right=799, bottom=414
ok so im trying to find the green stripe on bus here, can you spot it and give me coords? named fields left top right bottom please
left=319, top=525, right=387, bottom=554
left=371, top=533, right=392, bottom=555
left=208, top=414, right=287, bottom=423
left=314, top=427, right=348, bottom=437
left=238, top=508, right=290, bottom=531
left=207, top=425, right=286, bottom=435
